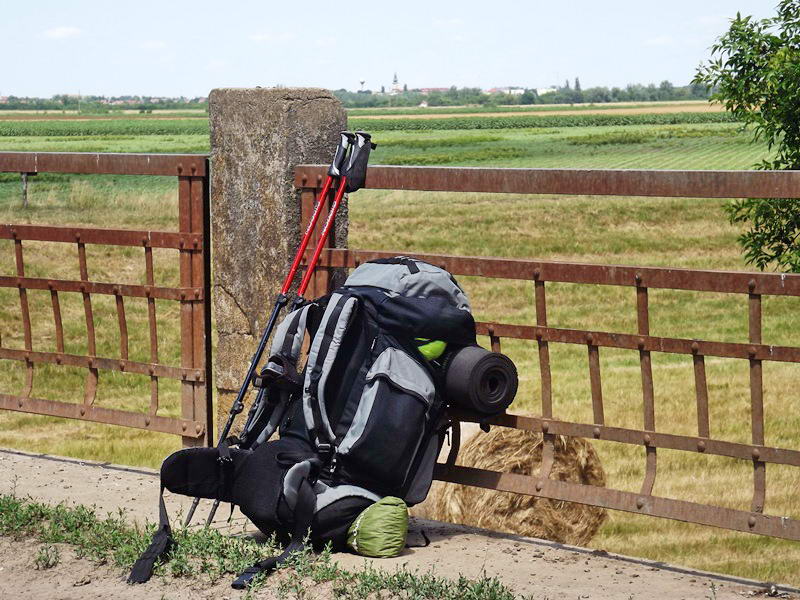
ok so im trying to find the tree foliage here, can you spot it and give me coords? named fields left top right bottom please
left=694, top=0, right=800, bottom=271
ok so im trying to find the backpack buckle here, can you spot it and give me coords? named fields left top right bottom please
left=316, top=443, right=332, bottom=456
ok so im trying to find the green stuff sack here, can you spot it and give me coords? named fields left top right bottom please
left=347, top=496, right=408, bottom=558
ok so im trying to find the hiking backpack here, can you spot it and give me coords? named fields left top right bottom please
left=130, top=257, right=478, bottom=587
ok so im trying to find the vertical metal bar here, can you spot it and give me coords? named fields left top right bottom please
left=749, top=291, right=766, bottom=514
left=201, top=170, right=213, bottom=444
left=144, top=245, right=159, bottom=417
left=21, top=173, right=28, bottom=208
left=489, top=328, right=501, bottom=353
left=588, top=343, right=604, bottom=425
left=115, top=293, right=128, bottom=360
left=50, top=289, right=64, bottom=353
left=77, top=241, right=97, bottom=406
left=77, top=242, right=96, bottom=355
left=534, top=278, right=552, bottom=419
left=14, top=239, right=33, bottom=397
left=533, top=276, right=555, bottom=482
left=178, top=175, right=198, bottom=447
left=14, top=240, right=32, bottom=351
left=693, top=354, right=710, bottom=438
left=190, top=173, right=210, bottom=445
left=309, top=185, right=331, bottom=299
left=637, top=284, right=657, bottom=496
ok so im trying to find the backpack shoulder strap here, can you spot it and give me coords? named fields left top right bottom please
left=302, top=292, right=359, bottom=453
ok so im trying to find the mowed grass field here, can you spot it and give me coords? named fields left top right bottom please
left=2, top=107, right=799, bottom=584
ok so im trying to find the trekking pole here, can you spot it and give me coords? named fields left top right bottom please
left=292, top=131, right=377, bottom=308
left=183, top=132, right=355, bottom=527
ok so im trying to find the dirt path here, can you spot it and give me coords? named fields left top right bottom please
left=1, top=448, right=795, bottom=599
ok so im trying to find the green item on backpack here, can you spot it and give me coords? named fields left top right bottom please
left=415, top=338, right=447, bottom=361
left=347, top=496, right=408, bottom=558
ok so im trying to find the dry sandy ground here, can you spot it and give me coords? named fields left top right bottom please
left=1, top=447, right=796, bottom=600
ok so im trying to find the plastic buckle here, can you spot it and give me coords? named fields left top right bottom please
left=317, top=443, right=332, bottom=455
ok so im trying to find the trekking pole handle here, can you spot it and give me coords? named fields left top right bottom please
left=329, top=131, right=355, bottom=177
left=280, top=133, right=353, bottom=295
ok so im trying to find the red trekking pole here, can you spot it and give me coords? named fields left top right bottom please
left=183, top=132, right=355, bottom=527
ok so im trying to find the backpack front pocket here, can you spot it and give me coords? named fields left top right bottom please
left=338, top=347, right=435, bottom=490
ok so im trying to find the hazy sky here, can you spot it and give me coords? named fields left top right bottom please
left=1, top=0, right=774, bottom=97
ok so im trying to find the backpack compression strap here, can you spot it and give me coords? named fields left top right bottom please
left=128, top=485, right=173, bottom=584
left=231, top=456, right=321, bottom=589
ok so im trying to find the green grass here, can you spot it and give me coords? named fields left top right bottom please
left=368, top=123, right=766, bottom=169
left=0, top=493, right=533, bottom=599
left=1, top=112, right=797, bottom=585
left=350, top=111, right=737, bottom=131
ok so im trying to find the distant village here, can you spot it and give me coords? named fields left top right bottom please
left=0, top=72, right=708, bottom=110
left=365, top=73, right=557, bottom=100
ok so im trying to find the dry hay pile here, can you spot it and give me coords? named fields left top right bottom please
left=430, top=427, right=607, bottom=546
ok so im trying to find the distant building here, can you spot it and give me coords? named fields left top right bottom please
left=486, top=87, right=525, bottom=95
left=417, top=87, right=449, bottom=95
left=537, top=87, right=557, bottom=95
left=0, top=96, right=8, bottom=104
left=390, top=73, right=403, bottom=95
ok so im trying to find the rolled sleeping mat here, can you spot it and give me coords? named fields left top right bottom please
left=443, top=345, right=518, bottom=414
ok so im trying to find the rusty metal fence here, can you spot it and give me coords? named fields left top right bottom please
left=295, top=164, right=800, bottom=541
left=0, top=152, right=212, bottom=447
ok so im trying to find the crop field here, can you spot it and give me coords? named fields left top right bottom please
left=348, top=99, right=723, bottom=116
left=2, top=107, right=798, bottom=584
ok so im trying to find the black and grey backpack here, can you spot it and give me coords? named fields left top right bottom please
left=129, top=257, right=505, bottom=588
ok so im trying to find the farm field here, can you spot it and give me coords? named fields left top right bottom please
left=1, top=107, right=798, bottom=585
left=354, top=101, right=726, bottom=119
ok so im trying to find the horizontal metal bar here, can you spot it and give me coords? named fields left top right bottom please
left=312, top=249, right=800, bottom=296
left=0, top=276, right=202, bottom=302
left=450, top=410, right=800, bottom=467
left=0, top=393, right=204, bottom=438
left=476, top=322, right=800, bottom=364
left=295, top=165, right=800, bottom=199
left=0, top=347, right=204, bottom=382
left=0, top=224, right=202, bottom=249
left=434, top=463, right=800, bottom=541
left=0, top=152, right=208, bottom=177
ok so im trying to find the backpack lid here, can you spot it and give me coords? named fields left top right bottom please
left=344, top=257, right=470, bottom=311
left=344, top=257, right=476, bottom=345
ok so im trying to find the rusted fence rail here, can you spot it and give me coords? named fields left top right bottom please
left=0, top=152, right=212, bottom=447
left=295, top=164, right=800, bottom=541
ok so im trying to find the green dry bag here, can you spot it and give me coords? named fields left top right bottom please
left=346, top=496, right=408, bottom=558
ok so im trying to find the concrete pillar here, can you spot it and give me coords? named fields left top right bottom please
left=209, top=87, right=347, bottom=433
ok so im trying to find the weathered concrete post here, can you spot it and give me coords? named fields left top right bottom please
left=209, top=87, right=347, bottom=433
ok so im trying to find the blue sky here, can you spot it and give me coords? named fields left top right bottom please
left=1, top=0, right=774, bottom=97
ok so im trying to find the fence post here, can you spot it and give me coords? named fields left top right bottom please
left=208, top=87, right=347, bottom=437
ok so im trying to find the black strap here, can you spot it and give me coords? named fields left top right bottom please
left=128, top=485, right=173, bottom=584
left=446, top=420, right=461, bottom=467
left=217, top=438, right=236, bottom=498
left=367, top=257, right=420, bottom=274
left=280, top=307, right=307, bottom=358
left=231, top=469, right=318, bottom=589
left=406, top=529, right=431, bottom=548
left=307, top=295, right=349, bottom=450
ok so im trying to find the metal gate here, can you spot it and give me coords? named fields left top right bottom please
left=295, top=164, right=800, bottom=541
left=0, top=152, right=212, bottom=447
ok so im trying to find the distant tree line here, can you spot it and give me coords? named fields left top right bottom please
left=0, top=95, right=208, bottom=112
left=334, top=80, right=711, bottom=108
